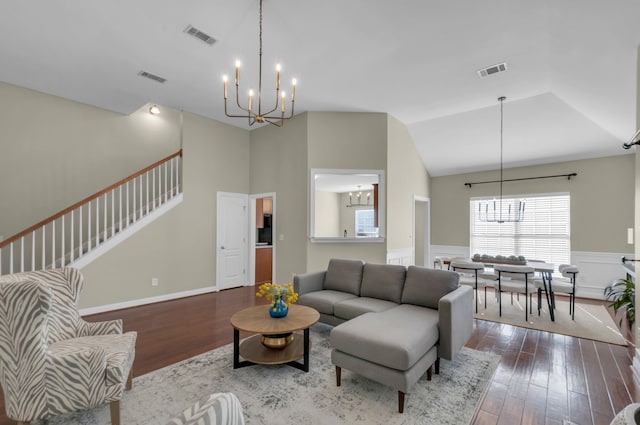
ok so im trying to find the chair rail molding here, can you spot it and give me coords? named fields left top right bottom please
left=571, top=251, right=634, bottom=300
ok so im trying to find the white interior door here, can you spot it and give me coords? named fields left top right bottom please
left=217, top=192, right=248, bottom=290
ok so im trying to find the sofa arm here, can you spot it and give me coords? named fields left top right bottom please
left=293, top=271, right=326, bottom=295
left=78, top=318, right=123, bottom=336
left=437, top=285, right=473, bottom=360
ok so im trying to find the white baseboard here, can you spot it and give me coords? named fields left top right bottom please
left=80, top=284, right=217, bottom=316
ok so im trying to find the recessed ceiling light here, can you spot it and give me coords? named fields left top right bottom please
left=149, top=105, right=160, bottom=115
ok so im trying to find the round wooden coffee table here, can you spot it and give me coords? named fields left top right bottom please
left=230, top=304, right=320, bottom=372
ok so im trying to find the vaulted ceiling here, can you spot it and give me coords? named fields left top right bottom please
left=1, top=0, right=638, bottom=176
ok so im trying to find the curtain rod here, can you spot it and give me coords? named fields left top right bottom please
left=464, top=173, right=577, bottom=188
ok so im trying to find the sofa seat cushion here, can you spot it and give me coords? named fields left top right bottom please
left=330, top=304, right=439, bottom=371
left=401, top=266, right=459, bottom=309
left=334, top=297, right=398, bottom=321
left=324, top=259, right=365, bottom=295
left=297, top=290, right=358, bottom=315
left=359, top=264, right=406, bottom=303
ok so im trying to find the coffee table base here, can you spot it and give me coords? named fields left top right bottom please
left=233, top=328, right=311, bottom=372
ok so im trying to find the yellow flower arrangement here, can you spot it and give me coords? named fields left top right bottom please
left=256, top=282, right=299, bottom=308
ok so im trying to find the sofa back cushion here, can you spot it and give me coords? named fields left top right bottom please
left=401, top=266, right=459, bottom=309
left=360, top=264, right=406, bottom=303
left=324, top=259, right=365, bottom=295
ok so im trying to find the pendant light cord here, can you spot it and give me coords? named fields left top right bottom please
left=499, top=96, right=505, bottom=222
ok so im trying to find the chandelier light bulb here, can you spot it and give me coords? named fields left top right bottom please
left=222, top=0, right=298, bottom=126
left=222, top=75, right=228, bottom=99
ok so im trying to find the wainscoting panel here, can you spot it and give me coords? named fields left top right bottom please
left=429, top=245, right=470, bottom=269
left=386, top=248, right=413, bottom=266
left=571, top=251, right=632, bottom=300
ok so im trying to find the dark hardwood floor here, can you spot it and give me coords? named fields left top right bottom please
left=0, top=286, right=636, bottom=424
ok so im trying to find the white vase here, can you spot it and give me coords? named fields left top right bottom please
left=611, top=403, right=640, bottom=425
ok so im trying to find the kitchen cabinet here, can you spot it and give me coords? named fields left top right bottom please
left=256, top=197, right=273, bottom=229
left=255, top=247, right=272, bottom=284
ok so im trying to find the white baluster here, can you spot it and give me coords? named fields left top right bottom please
left=139, top=175, right=143, bottom=218
left=88, top=201, right=92, bottom=251
left=31, top=231, right=35, bottom=271
left=164, top=162, right=168, bottom=203
left=170, top=158, right=174, bottom=198
left=96, top=198, right=100, bottom=247
left=152, top=168, right=156, bottom=210
left=146, top=171, right=150, bottom=215
left=103, top=194, right=107, bottom=242
left=119, top=185, right=123, bottom=231
left=52, top=220, right=55, bottom=269
left=61, top=215, right=65, bottom=267
left=20, top=237, right=24, bottom=272
left=79, top=206, right=83, bottom=258
left=9, top=243, right=13, bottom=274
left=126, top=181, right=130, bottom=228
left=111, top=189, right=115, bottom=237
left=42, top=225, right=46, bottom=269
left=70, top=210, right=74, bottom=263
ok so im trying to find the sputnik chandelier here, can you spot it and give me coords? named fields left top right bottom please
left=222, top=0, right=297, bottom=127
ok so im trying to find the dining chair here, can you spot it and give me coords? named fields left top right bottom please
left=450, top=260, right=496, bottom=313
left=494, top=264, right=537, bottom=321
left=535, top=264, right=579, bottom=320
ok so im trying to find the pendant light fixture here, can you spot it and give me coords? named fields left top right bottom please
left=478, top=96, right=525, bottom=223
left=222, top=0, right=297, bottom=127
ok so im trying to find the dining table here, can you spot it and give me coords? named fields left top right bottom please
left=461, top=259, right=557, bottom=321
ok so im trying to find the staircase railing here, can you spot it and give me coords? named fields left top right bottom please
left=0, top=149, right=183, bottom=275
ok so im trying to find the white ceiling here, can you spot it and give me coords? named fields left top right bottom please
left=0, top=0, right=638, bottom=176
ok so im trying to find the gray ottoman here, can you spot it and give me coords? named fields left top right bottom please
left=329, top=304, right=440, bottom=413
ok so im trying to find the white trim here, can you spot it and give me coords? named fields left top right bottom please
left=386, top=248, right=413, bottom=266
left=74, top=194, right=183, bottom=269
left=430, top=245, right=470, bottom=268
left=571, top=250, right=633, bottom=300
left=79, top=284, right=217, bottom=316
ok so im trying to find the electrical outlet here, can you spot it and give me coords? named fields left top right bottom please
left=151, top=278, right=159, bottom=287
left=279, top=233, right=284, bottom=241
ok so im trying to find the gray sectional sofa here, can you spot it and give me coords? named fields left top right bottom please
left=293, top=258, right=473, bottom=413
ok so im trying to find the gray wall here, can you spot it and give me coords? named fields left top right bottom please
left=305, top=112, right=388, bottom=271
left=0, top=81, right=180, bottom=238
left=249, top=113, right=308, bottom=283
left=431, top=154, right=634, bottom=253
left=81, top=112, right=250, bottom=307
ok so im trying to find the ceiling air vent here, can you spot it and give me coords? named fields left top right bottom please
left=184, top=25, right=217, bottom=45
left=138, top=71, right=167, bottom=84
left=477, top=62, right=508, bottom=78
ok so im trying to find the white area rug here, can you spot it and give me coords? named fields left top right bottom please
left=35, top=323, right=499, bottom=425
left=474, top=292, right=628, bottom=346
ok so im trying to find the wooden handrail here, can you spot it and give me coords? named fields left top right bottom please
left=0, top=149, right=182, bottom=249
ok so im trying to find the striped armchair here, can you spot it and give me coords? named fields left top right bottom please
left=0, top=268, right=137, bottom=425
left=168, top=393, right=245, bottom=425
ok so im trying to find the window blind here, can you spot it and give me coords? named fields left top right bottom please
left=470, top=193, right=570, bottom=266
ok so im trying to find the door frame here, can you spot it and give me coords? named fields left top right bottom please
left=413, top=195, right=431, bottom=267
left=216, top=192, right=249, bottom=290
left=249, top=192, right=276, bottom=286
